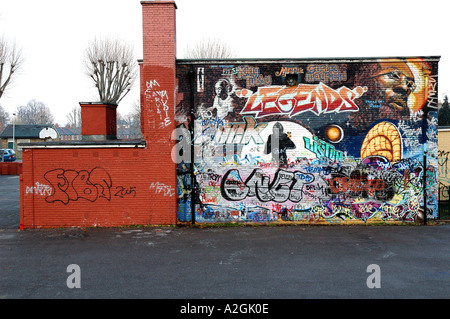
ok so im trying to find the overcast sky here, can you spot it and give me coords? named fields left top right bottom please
left=0, top=0, right=448, bottom=125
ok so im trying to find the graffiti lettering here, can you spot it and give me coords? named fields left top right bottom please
left=305, top=64, right=347, bottom=83
left=194, top=116, right=268, bottom=145
left=328, top=175, right=387, bottom=198
left=145, top=79, right=171, bottom=129
left=237, top=83, right=367, bottom=118
left=275, top=66, right=304, bottom=77
left=150, top=182, right=176, bottom=197
left=44, top=168, right=134, bottom=205
left=144, top=80, right=160, bottom=98
left=201, top=116, right=225, bottom=128
left=439, top=150, right=450, bottom=183
left=303, top=136, right=344, bottom=162
left=221, top=67, right=239, bottom=76
left=26, top=182, right=53, bottom=196
left=221, top=168, right=314, bottom=203
left=237, top=65, right=272, bottom=87
left=427, top=75, right=438, bottom=109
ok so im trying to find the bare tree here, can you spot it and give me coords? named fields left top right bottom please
left=0, top=36, right=24, bottom=99
left=0, top=103, right=10, bottom=132
left=117, top=99, right=141, bottom=139
left=84, top=37, right=138, bottom=105
left=16, top=99, right=54, bottom=125
left=65, top=105, right=81, bottom=128
left=183, top=37, right=236, bottom=59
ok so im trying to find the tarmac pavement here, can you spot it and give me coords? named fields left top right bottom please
left=0, top=175, right=449, bottom=300
left=0, top=175, right=20, bottom=229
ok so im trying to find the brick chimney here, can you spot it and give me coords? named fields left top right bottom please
left=140, top=1, right=177, bottom=141
left=140, top=0, right=178, bottom=224
left=80, top=102, right=118, bottom=140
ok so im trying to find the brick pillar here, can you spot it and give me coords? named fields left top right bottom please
left=140, top=0, right=177, bottom=224
left=80, top=102, right=117, bottom=140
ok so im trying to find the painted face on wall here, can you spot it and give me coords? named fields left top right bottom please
left=212, top=79, right=234, bottom=119
left=370, top=61, right=416, bottom=115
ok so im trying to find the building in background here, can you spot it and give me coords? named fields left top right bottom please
left=55, top=125, right=81, bottom=142
left=0, top=124, right=58, bottom=159
left=438, top=127, right=450, bottom=219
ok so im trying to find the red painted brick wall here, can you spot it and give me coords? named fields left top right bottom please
left=139, top=1, right=178, bottom=225
left=20, top=1, right=178, bottom=228
left=0, top=162, right=22, bottom=175
left=141, top=1, right=177, bottom=141
left=20, top=147, right=177, bottom=228
left=80, top=103, right=117, bottom=137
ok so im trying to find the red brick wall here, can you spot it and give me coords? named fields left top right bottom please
left=139, top=1, right=178, bottom=225
left=141, top=1, right=177, bottom=141
left=20, top=1, right=178, bottom=229
left=141, top=1, right=177, bottom=69
left=0, top=162, right=22, bottom=175
left=20, top=147, right=176, bottom=228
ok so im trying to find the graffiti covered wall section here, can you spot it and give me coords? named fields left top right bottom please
left=438, top=129, right=450, bottom=218
left=175, top=58, right=439, bottom=224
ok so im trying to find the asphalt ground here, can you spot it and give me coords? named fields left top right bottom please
left=0, top=175, right=20, bottom=229
left=0, top=175, right=449, bottom=304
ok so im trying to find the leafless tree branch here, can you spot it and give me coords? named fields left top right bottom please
left=65, top=105, right=81, bottom=128
left=183, top=37, right=236, bottom=59
left=16, top=99, right=54, bottom=125
left=84, top=37, right=138, bottom=104
left=0, top=36, right=24, bottom=100
left=117, top=99, right=141, bottom=139
left=0, top=103, right=10, bottom=132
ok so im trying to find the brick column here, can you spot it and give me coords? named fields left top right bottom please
left=140, top=1, right=178, bottom=224
left=80, top=102, right=118, bottom=140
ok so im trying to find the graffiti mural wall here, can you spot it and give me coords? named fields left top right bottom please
left=175, top=57, right=439, bottom=224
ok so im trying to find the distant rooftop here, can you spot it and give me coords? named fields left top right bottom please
left=0, top=124, right=55, bottom=139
